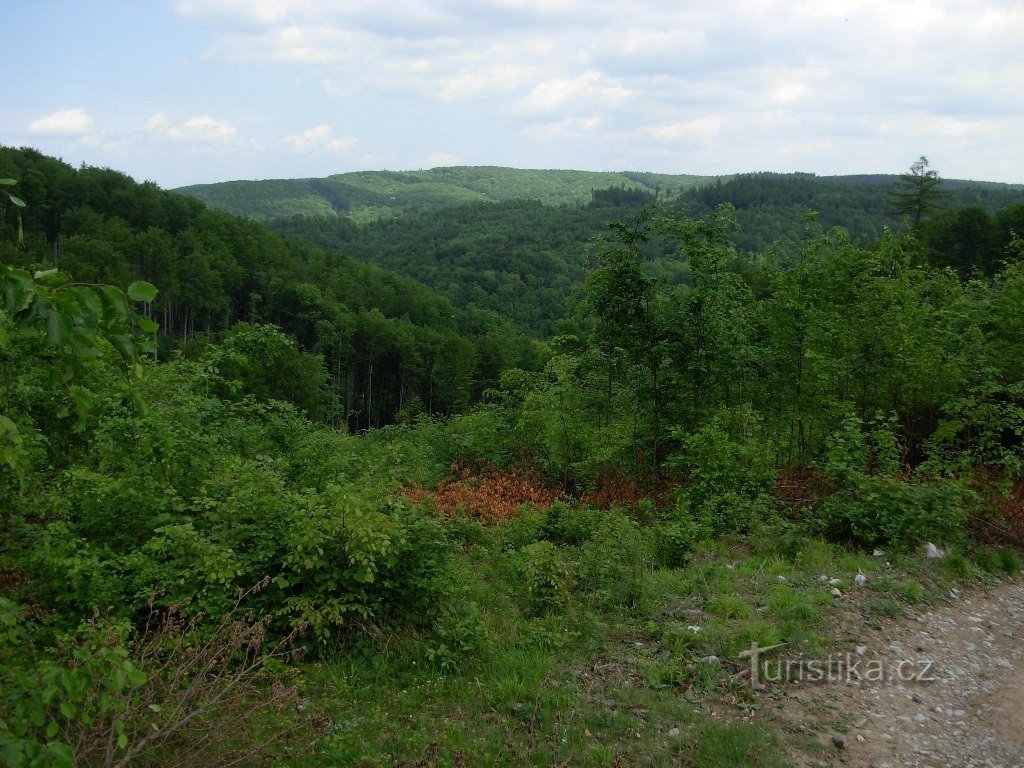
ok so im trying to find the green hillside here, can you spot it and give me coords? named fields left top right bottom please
left=175, top=166, right=717, bottom=222
left=269, top=173, right=1024, bottom=334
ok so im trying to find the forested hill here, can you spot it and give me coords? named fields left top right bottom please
left=681, top=173, right=1024, bottom=252
left=176, top=167, right=1024, bottom=238
left=0, top=146, right=544, bottom=430
left=268, top=174, right=1024, bottom=335
left=175, top=167, right=717, bottom=222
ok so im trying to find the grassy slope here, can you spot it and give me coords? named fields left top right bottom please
left=302, top=513, right=1020, bottom=767
left=174, top=167, right=720, bottom=222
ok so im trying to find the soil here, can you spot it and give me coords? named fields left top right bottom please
left=759, top=577, right=1024, bottom=768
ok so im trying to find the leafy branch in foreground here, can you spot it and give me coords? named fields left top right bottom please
left=0, top=581, right=319, bottom=768
left=1, top=264, right=158, bottom=478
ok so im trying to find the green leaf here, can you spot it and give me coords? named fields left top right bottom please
left=33, top=269, right=66, bottom=286
left=47, top=741, right=75, bottom=768
left=71, top=389, right=94, bottom=421
left=136, top=316, right=159, bottom=333
left=69, top=285, right=103, bottom=320
left=8, top=196, right=25, bottom=208
left=3, top=269, right=35, bottom=313
left=46, top=310, right=73, bottom=345
left=100, top=286, right=128, bottom=319
left=108, top=333, right=136, bottom=360
left=131, top=389, right=150, bottom=417
left=58, top=701, right=75, bottom=719
left=126, top=280, right=158, bottom=303
left=69, top=327, right=98, bottom=357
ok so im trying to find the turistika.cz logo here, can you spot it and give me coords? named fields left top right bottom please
left=739, top=642, right=938, bottom=688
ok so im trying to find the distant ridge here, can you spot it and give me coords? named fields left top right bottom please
left=174, top=166, right=720, bottom=222
left=174, top=166, right=1024, bottom=224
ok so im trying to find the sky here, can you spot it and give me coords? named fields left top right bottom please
left=3, top=0, right=1023, bottom=188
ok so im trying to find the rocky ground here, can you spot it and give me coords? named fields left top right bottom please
left=760, top=577, right=1024, bottom=767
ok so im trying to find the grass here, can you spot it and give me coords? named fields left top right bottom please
left=278, top=508, right=1021, bottom=767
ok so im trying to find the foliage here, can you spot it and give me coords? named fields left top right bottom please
left=816, top=415, right=974, bottom=547
left=519, top=541, right=573, bottom=616
left=888, top=156, right=951, bottom=229
left=6, top=146, right=1024, bottom=765
left=0, top=593, right=315, bottom=768
left=667, top=408, right=777, bottom=536
left=0, top=146, right=543, bottom=429
left=409, top=463, right=564, bottom=525
left=177, top=166, right=715, bottom=222
left=576, top=512, right=653, bottom=612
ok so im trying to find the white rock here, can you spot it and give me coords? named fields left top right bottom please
left=873, top=549, right=886, bottom=557
left=925, top=542, right=945, bottom=559
left=829, top=577, right=841, bottom=586
left=700, top=655, right=720, bottom=665
left=855, top=645, right=869, bottom=656
left=668, top=727, right=681, bottom=738
left=831, top=587, right=843, bottom=598
left=854, top=573, right=868, bottom=587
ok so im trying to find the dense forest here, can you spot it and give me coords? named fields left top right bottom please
left=176, top=167, right=715, bottom=222
left=2, top=148, right=1024, bottom=766
left=269, top=172, right=1024, bottom=335
left=0, top=147, right=543, bottom=430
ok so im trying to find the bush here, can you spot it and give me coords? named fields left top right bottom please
left=0, top=592, right=315, bottom=768
left=576, top=513, right=653, bottom=612
left=541, top=501, right=603, bottom=546
left=816, top=414, right=974, bottom=548
left=425, top=602, right=490, bottom=673
left=653, top=514, right=700, bottom=568
left=667, top=408, right=776, bottom=537
left=520, top=541, right=573, bottom=616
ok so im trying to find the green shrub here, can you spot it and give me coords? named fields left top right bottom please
left=667, top=408, right=776, bottom=537
left=817, top=413, right=973, bottom=548
left=576, top=513, right=652, bottom=612
left=0, top=596, right=312, bottom=768
left=520, top=541, right=573, bottom=616
left=425, top=602, right=490, bottom=673
left=500, top=505, right=550, bottom=550
left=541, top=501, right=602, bottom=546
left=653, top=512, right=700, bottom=568
left=818, top=474, right=971, bottom=549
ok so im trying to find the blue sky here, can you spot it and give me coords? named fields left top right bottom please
left=4, top=0, right=1023, bottom=188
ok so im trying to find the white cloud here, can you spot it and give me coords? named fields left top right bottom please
left=648, top=116, right=723, bottom=145
left=327, top=137, right=357, bottom=152
left=437, top=63, right=540, bottom=101
left=29, top=108, right=94, bottom=135
left=30, top=0, right=1021, bottom=184
left=282, top=124, right=356, bottom=154
left=282, top=123, right=331, bottom=152
left=172, top=0, right=308, bottom=26
left=145, top=113, right=168, bottom=131
left=146, top=114, right=237, bottom=144
left=513, top=71, right=630, bottom=117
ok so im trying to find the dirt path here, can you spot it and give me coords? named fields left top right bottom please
left=762, top=577, right=1024, bottom=768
